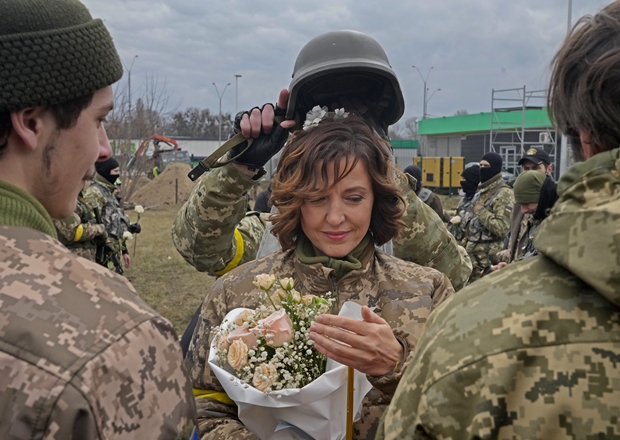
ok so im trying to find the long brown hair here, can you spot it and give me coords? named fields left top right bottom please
left=270, top=114, right=405, bottom=250
left=548, top=2, right=620, bottom=160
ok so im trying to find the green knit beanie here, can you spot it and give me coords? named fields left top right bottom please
left=0, top=0, right=123, bottom=112
left=513, top=170, right=546, bottom=204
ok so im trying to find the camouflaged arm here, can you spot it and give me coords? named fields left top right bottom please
left=171, top=165, right=266, bottom=273
left=475, top=188, right=514, bottom=239
left=393, top=180, right=472, bottom=291
left=196, top=397, right=258, bottom=440
left=78, top=223, right=106, bottom=242
left=52, top=212, right=82, bottom=243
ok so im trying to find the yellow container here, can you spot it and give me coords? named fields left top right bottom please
left=411, top=157, right=464, bottom=191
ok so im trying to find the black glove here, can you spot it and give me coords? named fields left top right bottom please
left=227, top=105, right=290, bottom=169
left=129, top=223, right=141, bottom=234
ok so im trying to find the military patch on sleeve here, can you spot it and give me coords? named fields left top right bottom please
left=505, top=206, right=513, bottom=213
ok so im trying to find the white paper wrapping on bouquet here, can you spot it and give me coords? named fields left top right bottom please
left=208, top=302, right=373, bottom=440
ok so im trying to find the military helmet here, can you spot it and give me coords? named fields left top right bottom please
left=287, top=30, right=405, bottom=133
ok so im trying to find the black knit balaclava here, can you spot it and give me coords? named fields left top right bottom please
left=479, top=152, right=503, bottom=183
left=96, top=157, right=120, bottom=185
left=460, top=165, right=480, bottom=197
left=0, top=0, right=123, bottom=112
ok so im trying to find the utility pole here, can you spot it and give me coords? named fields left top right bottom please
left=213, top=82, right=230, bottom=146
left=235, top=74, right=242, bottom=114
left=122, top=55, right=138, bottom=146
left=559, top=0, right=573, bottom=177
left=411, top=66, right=439, bottom=119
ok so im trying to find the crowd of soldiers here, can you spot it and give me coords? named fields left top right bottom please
left=53, top=157, right=142, bottom=274
left=0, top=0, right=618, bottom=439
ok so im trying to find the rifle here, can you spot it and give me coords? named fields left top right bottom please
left=93, top=204, right=106, bottom=266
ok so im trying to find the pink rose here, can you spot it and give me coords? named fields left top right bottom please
left=227, top=325, right=259, bottom=349
left=227, top=339, right=249, bottom=370
left=255, top=309, right=293, bottom=347
left=253, top=362, right=278, bottom=392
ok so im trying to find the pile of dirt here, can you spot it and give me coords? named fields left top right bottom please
left=128, top=163, right=199, bottom=206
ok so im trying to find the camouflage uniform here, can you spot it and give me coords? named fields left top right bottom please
left=185, top=238, right=454, bottom=440
left=446, top=195, right=476, bottom=245
left=0, top=181, right=197, bottom=439
left=172, top=164, right=472, bottom=290
left=83, top=173, right=130, bottom=272
left=496, top=212, right=539, bottom=263
left=53, top=194, right=105, bottom=261
left=465, top=173, right=514, bottom=281
left=376, top=148, right=620, bottom=440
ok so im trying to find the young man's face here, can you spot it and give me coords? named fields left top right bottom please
left=521, top=160, right=553, bottom=175
left=33, top=86, right=114, bottom=219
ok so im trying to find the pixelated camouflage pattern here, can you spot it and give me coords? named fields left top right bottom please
left=447, top=195, right=476, bottom=245
left=376, top=148, right=620, bottom=440
left=185, top=240, right=454, bottom=440
left=465, top=173, right=514, bottom=280
left=172, top=165, right=472, bottom=290
left=53, top=196, right=105, bottom=261
left=83, top=173, right=130, bottom=259
left=0, top=225, right=197, bottom=439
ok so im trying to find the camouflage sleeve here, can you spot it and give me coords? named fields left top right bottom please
left=474, top=187, right=515, bottom=239
left=52, top=211, right=82, bottom=243
left=172, top=164, right=267, bottom=274
left=393, top=175, right=473, bottom=291
left=48, top=318, right=197, bottom=439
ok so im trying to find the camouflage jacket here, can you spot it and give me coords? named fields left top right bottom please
left=172, top=164, right=472, bottom=290
left=185, top=240, right=454, bottom=440
left=53, top=195, right=105, bottom=261
left=447, top=195, right=476, bottom=244
left=466, top=173, right=514, bottom=244
left=83, top=173, right=129, bottom=252
left=0, top=182, right=197, bottom=439
left=376, top=148, right=620, bottom=440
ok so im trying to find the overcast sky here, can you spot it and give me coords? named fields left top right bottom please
left=83, top=0, right=610, bottom=126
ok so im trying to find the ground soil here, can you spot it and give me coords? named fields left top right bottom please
left=128, top=163, right=200, bottom=207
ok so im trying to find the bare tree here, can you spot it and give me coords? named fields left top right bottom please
left=388, top=116, right=420, bottom=140
left=454, top=109, right=468, bottom=116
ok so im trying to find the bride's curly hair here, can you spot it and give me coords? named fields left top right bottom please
left=270, top=113, right=406, bottom=251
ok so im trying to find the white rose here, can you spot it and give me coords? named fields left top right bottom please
left=122, top=231, right=133, bottom=240
left=134, top=205, right=144, bottom=214
left=278, top=278, right=295, bottom=290
left=253, top=274, right=276, bottom=291
left=253, top=362, right=278, bottom=392
left=227, top=339, right=249, bottom=370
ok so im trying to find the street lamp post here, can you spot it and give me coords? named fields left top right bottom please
left=235, top=74, right=242, bottom=114
left=412, top=65, right=437, bottom=119
left=122, top=55, right=138, bottom=137
left=213, top=82, right=231, bottom=146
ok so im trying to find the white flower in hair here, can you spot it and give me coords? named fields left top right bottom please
left=333, top=108, right=349, bottom=119
left=302, top=105, right=328, bottom=130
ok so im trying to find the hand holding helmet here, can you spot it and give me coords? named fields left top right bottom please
left=227, top=89, right=296, bottom=170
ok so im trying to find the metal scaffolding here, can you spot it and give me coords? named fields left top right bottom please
left=489, top=86, right=557, bottom=176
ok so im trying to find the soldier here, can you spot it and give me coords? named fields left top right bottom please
left=0, top=0, right=196, bottom=438
left=493, top=170, right=558, bottom=268
left=52, top=191, right=107, bottom=261
left=377, top=3, right=620, bottom=438
left=464, top=152, right=515, bottom=281
left=445, top=164, right=480, bottom=245
left=172, top=30, right=472, bottom=291
left=83, top=156, right=141, bottom=273
left=497, top=147, right=555, bottom=264
left=403, top=165, right=448, bottom=222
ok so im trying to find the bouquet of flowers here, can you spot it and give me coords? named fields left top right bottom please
left=213, top=274, right=333, bottom=392
left=209, top=274, right=372, bottom=440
